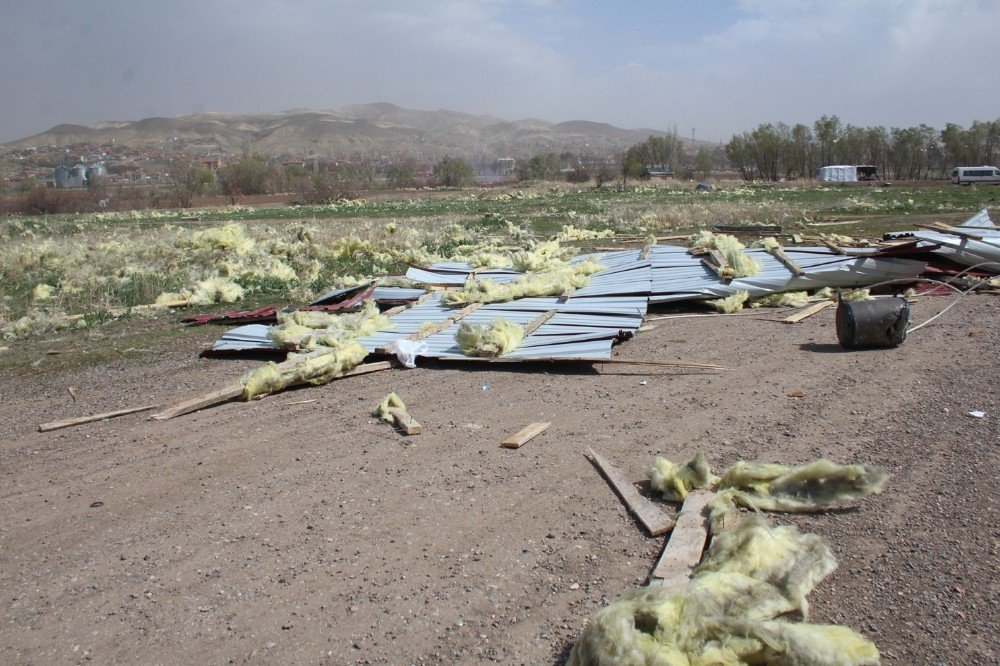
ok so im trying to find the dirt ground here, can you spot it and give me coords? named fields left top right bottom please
left=0, top=295, right=997, bottom=665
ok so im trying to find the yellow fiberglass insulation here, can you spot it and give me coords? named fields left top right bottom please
left=708, top=290, right=749, bottom=313
left=185, top=223, right=256, bottom=255
left=695, top=516, right=836, bottom=617
left=692, top=231, right=762, bottom=279
left=186, top=277, right=245, bottom=305
left=441, top=261, right=605, bottom=306
left=32, top=283, right=56, bottom=302
left=649, top=452, right=718, bottom=501
left=717, top=459, right=889, bottom=513
left=510, top=240, right=574, bottom=272
left=567, top=515, right=879, bottom=665
left=268, top=300, right=391, bottom=349
left=454, top=318, right=524, bottom=357
left=750, top=291, right=811, bottom=308
left=241, top=340, right=367, bottom=400
left=371, top=392, right=406, bottom=424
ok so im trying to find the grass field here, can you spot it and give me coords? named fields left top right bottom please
left=1, top=179, right=996, bottom=345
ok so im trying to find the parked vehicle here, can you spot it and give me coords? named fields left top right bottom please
left=951, top=166, right=1000, bottom=185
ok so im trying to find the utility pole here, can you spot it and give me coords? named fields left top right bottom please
left=691, top=127, right=695, bottom=146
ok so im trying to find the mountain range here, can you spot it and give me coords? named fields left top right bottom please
left=4, top=103, right=689, bottom=159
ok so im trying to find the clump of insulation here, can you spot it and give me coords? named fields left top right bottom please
left=441, top=261, right=605, bottom=306
left=756, top=236, right=782, bottom=253
left=186, top=277, right=245, bottom=305
left=568, top=514, right=880, bottom=665
left=649, top=452, right=718, bottom=501
left=555, top=224, right=615, bottom=242
left=695, top=515, right=837, bottom=617
left=1, top=309, right=86, bottom=340
left=454, top=318, right=524, bottom=357
left=32, top=284, right=56, bottom=302
left=241, top=340, right=367, bottom=400
left=750, top=291, right=811, bottom=308
left=510, top=240, right=574, bottom=272
left=691, top=231, right=762, bottom=279
left=717, top=459, right=889, bottom=513
left=184, top=223, right=255, bottom=255
left=268, top=300, right=390, bottom=349
left=708, top=290, right=749, bottom=313
left=371, top=392, right=406, bottom=423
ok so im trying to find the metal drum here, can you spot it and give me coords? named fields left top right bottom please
left=836, top=297, right=910, bottom=349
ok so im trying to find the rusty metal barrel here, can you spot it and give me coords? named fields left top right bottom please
left=836, top=297, right=910, bottom=349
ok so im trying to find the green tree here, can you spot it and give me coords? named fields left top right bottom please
left=218, top=153, right=279, bottom=200
left=387, top=158, right=416, bottom=188
left=433, top=156, right=475, bottom=187
left=694, top=146, right=714, bottom=179
left=518, top=153, right=560, bottom=181
left=813, top=114, right=842, bottom=167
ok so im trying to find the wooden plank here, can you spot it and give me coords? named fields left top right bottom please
left=151, top=360, right=396, bottom=421
left=598, top=358, right=725, bottom=370
left=501, top=422, right=550, bottom=448
left=648, top=489, right=714, bottom=589
left=917, top=223, right=983, bottom=241
left=587, top=448, right=675, bottom=537
left=150, top=385, right=245, bottom=421
left=38, top=404, right=161, bottom=432
left=387, top=407, right=422, bottom=435
left=770, top=247, right=805, bottom=277
left=783, top=299, right=834, bottom=324
left=403, top=302, right=482, bottom=342
left=522, top=310, right=556, bottom=337
left=818, top=234, right=847, bottom=255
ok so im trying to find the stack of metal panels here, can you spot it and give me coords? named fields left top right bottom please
left=911, top=210, right=1000, bottom=271
left=647, top=245, right=927, bottom=303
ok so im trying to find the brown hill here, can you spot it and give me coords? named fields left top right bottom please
left=4, top=103, right=679, bottom=158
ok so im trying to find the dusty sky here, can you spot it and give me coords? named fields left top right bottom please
left=1, top=0, right=998, bottom=144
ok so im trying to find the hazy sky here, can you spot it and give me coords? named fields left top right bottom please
left=2, top=0, right=998, bottom=144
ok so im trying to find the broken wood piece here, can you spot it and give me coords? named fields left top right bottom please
left=387, top=407, right=422, bottom=435
left=522, top=310, right=557, bottom=337
left=587, top=447, right=675, bottom=537
left=648, top=489, right=714, bottom=589
left=783, top=300, right=834, bottom=324
left=284, top=399, right=318, bottom=406
left=502, top=422, right=550, bottom=448
left=39, top=404, right=161, bottom=432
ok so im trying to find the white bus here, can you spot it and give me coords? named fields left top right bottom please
left=951, top=166, right=1000, bottom=185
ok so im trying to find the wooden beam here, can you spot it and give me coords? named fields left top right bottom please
left=917, top=223, right=983, bottom=241
left=818, top=234, right=847, bottom=255
left=769, top=247, right=805, bottom=277
left=402, top=302, right=482, bottom=343
left=598, top=358, right=725, bottom=370
left=522, top=310, right=557, bottom=337
left=151, top=360, right=396, bottom=421
left=502, top=422, right=550, bottom=448
left=38, top=404, right=161, bottom=432
left=648, top=489, right=713, bottom=589
left=783, top=299, right=834, bottom=324
left=587, top=448, right=675, bottom=537
left=150, top=385, right=245, bottom=421
left=387, top=407, right=422, bottom=435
